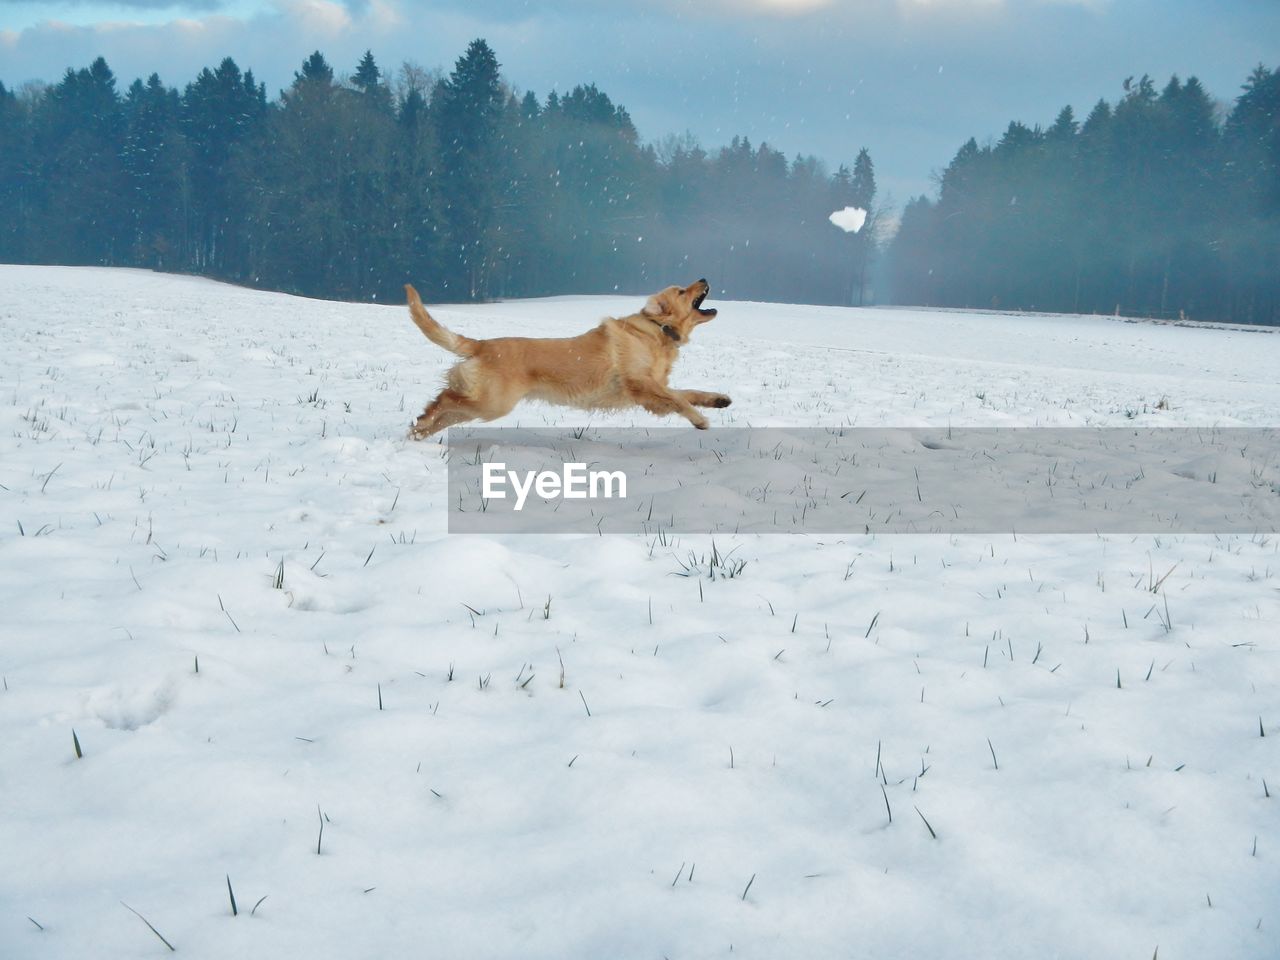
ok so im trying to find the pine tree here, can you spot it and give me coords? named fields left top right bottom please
left=849, top=147, right=877, bottom=304
left=122, top=74, right=185, bottom=267
left=352, top=50, right=393, bottom=115
left=182, top=57, right=266, bottom=274
left=1222, top=65, right=1280, bottom=324
left=298, top=51, right=334, bottom=87
left=340, top=53, right=398, bottom=297
left=520, top=90, right=540, bottom=122
left=0, top=81, right=28, bottom=260
left=434, top=39, right=505, bottom=298
left=31, top=57, right=126, bottom=264
left=251, top=52, right=344, bottom=293
left=888, top=195, right=938, bottom=304
left=390, top=79, right=446, bottom=301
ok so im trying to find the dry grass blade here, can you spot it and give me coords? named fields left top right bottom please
left=120, top=902, right=176, bottom=952
left=914, top=805, right=938, bottom=840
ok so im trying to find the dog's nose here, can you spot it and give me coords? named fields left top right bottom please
left=698, top=278, right=708, bottom=287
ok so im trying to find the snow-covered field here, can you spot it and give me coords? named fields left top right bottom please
left=2, top=265, right=1277, bottom=959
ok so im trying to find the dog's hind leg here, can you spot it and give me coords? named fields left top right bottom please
left=679, top=389, right=732, bottom=409
left=409, top=389, right=483, bottom=439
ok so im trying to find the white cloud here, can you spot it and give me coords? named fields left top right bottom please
left=367, top=0, right=402, bottom=30
left=898, top=0, right=1102, bottom=6
left=664, top=0, right=836, bottom=18
left=745, top=0, right=834, bottom=12
left=898, top=0, right=1001, bottom=7
left=685, top=0, right=1098, bottom=13
left=274, top=0, right=350, bottom=34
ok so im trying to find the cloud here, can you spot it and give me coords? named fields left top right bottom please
left=655, top=0, right=1100, bottom=16
left=275, top=0, right=350, bottom=34
left=0, top=0, right=226, bottom=9
left=898, top=0, right=1101, bottom=5
left=736, top=0, right=835, bottom=14
left=897, top=0, right=1001, bottom=7
left=270, top=0, right=401, bottom=35
left=0, top=0, right=417, bottom=89
left=649, top=0, right=835, bottom=17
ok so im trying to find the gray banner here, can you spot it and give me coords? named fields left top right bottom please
left=445, top=427, right=1280, bottom=534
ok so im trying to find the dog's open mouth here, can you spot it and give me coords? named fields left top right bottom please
left=692, top=289, right=717, bottom=317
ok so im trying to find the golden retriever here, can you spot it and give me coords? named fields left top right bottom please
left=404, top=280, right=731, bottom=438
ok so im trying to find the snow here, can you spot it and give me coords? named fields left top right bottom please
left=829, top=205, right=868, bottom=233
left=2, top=264, right=1278, bottom=959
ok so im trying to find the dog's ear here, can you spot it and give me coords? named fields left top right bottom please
left=641, top=294, right=665, bottom=318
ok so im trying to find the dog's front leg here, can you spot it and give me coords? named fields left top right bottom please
left=678, top=389, right=732, bottom=409
left=626, top=379, right=710, bottom=429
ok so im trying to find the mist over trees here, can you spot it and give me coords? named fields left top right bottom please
left=889, top=68, right=1280, bottom=326
left=0, top=41, right=876, bottom=306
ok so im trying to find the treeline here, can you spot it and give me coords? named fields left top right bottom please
left=889, top=68, right=1280, bottom=326
left=0, top=41, right=877, bottom=305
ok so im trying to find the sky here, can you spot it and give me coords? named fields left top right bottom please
left=1, top=0, right=1277, bottom=202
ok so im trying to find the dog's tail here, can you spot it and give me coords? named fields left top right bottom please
left=404, top=284, right=477, bottom=357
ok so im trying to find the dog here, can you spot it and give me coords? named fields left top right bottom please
left=404, top=279, right=731, bottom=438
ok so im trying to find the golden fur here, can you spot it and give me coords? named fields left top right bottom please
left=404, top=279, right=730, bottom=438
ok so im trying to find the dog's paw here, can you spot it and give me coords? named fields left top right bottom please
left=693, top=418, right=710, bottom=430
left=711, top=395, right=732, bottom=408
